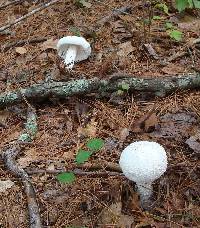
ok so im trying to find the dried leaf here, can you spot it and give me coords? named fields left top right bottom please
left=17, top=148, right=37, bottom=168
left=77, top=119, right=97, bottom=138
left=131, top=109, right=156, bottom=133
left=152, top=112, right=197, bottom=141
left=41, top=38, right=58, bottom=51
left=77, top=0, right=92, bottom=8
left=119, top=127, right=130, bottom=142
left=144, top=113, right=158, bottom=132
left=0, top=110, right=10, bottom=126
left=15, top=47, right=27, bottom=55
left=99, top=202, right=135, bottom=226
left=143, top=43, right=159, bottom=60
left=0, top=180, right=14, bottom=193
left=185, top=130, right=200, bottom=154
left=161, top=63, right=185, bottom=75
left=117, top=41, right=136, bottom=57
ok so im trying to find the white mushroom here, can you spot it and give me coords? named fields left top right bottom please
left=119, top=141, right=167, bottom=209
left=57, top=36, right=91, bottom=69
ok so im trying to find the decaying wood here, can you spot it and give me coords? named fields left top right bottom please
left=0, top=73, right=200, bottom=108
left=2, top=109, right=41, bottom=228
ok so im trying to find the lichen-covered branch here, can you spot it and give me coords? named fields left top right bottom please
left=2, top=108, right=41, bottom=228
left=0, top=73, right=200, bottom=108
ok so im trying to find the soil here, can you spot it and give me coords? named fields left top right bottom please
left=0, top=0, right=200, bottom=227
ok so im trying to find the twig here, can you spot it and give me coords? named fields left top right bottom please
left=167, top=38, right=200, bottom=62
left=96, top=5, right=132, bottom=26
left=0, top=0, right=25, bottom=10
left=2, top=108, right=41, bottom=228
left=2, top=37, right=47, bottom=51
left=0, top=73, right=200, bottom=108
left=0, top=0, right=61, bottom=32
left=26, top=168, right=123, bottom=177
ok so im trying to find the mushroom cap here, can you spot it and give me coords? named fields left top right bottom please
left=57, top=36, right=91, bottom=62
left=119, top=141, right=167, bottom=184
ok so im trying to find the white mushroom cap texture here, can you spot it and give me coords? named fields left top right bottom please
left=119, top=141, right=167, bottom=184
left=57, top=36, right=91, bottom=62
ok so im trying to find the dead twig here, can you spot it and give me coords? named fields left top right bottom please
left=167, top=38, right=200, bottom=62
left=2, top=37, right=47, bottom=51
left=2, top=108, right=41, bottom=228
left=0, top=0, right=62, bottom=32
left=26, top=168, right=123, bottom=177
left=96, top=5, right=132, bottom=26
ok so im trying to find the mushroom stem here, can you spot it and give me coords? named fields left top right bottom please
left=137, top=182, right=153, bottom=208
left=64, top=45, right=77, bottom=69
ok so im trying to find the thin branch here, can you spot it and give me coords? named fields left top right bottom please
left=0, top=0, right=61, bottom=32
left=2, top=108, right=41, bottom=228
left=26, top=168, right=123, bottom=177
left=2, top=37, right=47, bottom=51
left=0, top=73, right=200, bottom=108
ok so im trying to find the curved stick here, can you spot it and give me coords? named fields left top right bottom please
left=2, top=108, right=41, bottom=228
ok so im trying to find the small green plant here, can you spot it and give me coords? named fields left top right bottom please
left=176, top=0, right=200, bottom=12
left=142, top=1, right=183, bottom=42
left=165, top=22, right=183, bottom=41
left=69, top=27, right=81, bottom=37
left=76, top=138, right=104, bottom=164
left=155, top=2, right=169, bottom=14
left=56, top=138, right=104, bottom=184
left=117, top=83, right=130, bottom=95
left=56, top=172, right=76, bottom=184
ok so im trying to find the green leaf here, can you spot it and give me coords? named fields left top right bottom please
left=165, top=22, right=173, bottom=29
left=193, top=0, right=200, bottom=8
left=175, top=0, right=188, bottom=12
left=75, top=149, right=92, bottom=164
left=143, top=18, right=151, bottom=25
left=155, top=3, right=169, bottom=14
left=188, top=0, right=194, bottom=8
left=153, top=16, right=162, bottom=20
left=86, top=138, right=104, bottom=152
left=57, top=172, right=76, bottom=184
left=69, top=27, right=81, bottom=37
left=117, top=89, right=124, bottom=95
left=121, top=83, right=130, bottom=91
left=168, top=29, right=183, bottom=41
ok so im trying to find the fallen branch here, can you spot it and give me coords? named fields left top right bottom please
left=0, top=73, right=200, bottom=108
left=2, top=108, right=41, bottom=228
left=0, top=0, right=62, bottom=32
left=2, top=37, right=47, bottom=51
left=26, top=168, right=123, bottom=177
left=96, top=5, right=132, bottom=26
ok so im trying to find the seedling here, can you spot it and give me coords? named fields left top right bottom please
left=76, top=138, right=104, bottom=164
left=56, top=138, right=104, bottom=184
left=165, top=22, right=183, bottom=41
left=56, top=172, right=76, bottom=184
left=117, top=83, right=130, bottom=95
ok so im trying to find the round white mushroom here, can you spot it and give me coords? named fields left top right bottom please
left=119, top=141, right=167, bottom=209
left=57, top=36, right=91, bottom=69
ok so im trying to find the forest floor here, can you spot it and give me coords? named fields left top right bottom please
left=0, top=0, right=200, bottom=227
